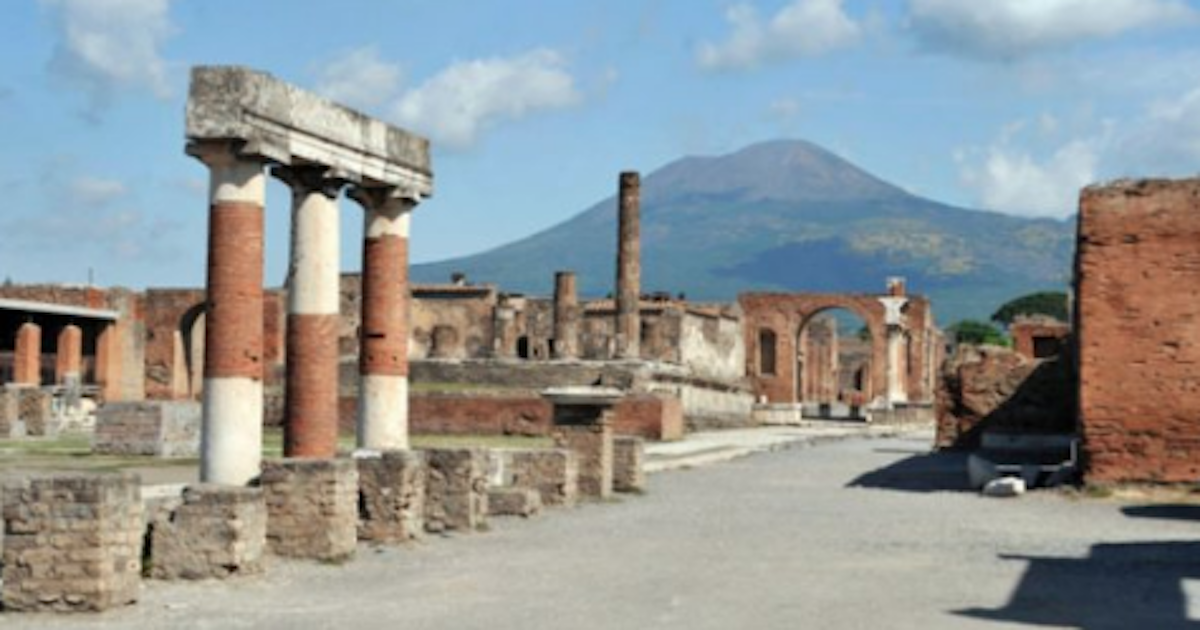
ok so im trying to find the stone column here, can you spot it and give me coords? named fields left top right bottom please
left=276, top=166, right=343, bottom=458
left=553, top=271, right=579, bottom=360
left=13, top=322, right=42, bottom=386
left=94, top=322, right=121, bottom=401
left=886, top=328, right=909, bottom=405
left=614, top=171, right=641, bottom=359
left=190, top=141, right=266, bottom=486
left=55, top=324, right=83, bottom=385
left=349, top=188, right=415, bottom=451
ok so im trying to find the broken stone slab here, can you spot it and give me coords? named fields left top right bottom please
left=148, top=485, right=267, bottom=580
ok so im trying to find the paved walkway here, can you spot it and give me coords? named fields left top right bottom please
left=8, top=429, right=1200, bottom=629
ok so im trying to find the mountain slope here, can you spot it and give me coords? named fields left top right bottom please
left=412, top=140, right=1074, bottom=323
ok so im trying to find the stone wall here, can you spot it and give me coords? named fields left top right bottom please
left=613, top=436, right=645, bottom=493
left=1011, top=316, right=1071, bottom=361
left=1076, top=178, right=1200, bottom=483
left=410, top=392, right=551, bottom=436
left=92, top=401, right=201, bottom=457
left=422, top=448, right=488, bottom=533
left=935, top=344, right=1075, bottom=449
left=553, top=421, right=613, bottom=500
left=357, top=450, right=426, bottom=543
left=494, top=448, right=579, bottom=507
left=147, top=485, right=266, bottom=580
left=260, top=459, right=358, bottom=561
left=679, top=309, right=745, bottom=382
left=1, top=473, right=143, bottom=612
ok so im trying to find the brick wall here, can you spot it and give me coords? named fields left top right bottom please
left=1077, top=179, right=1200, bottom=483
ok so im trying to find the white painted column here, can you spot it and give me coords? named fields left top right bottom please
left=191, top=141, right=266, bottom=486
left=886, top=327, right=909, bottom=405
left=350, top=188, right=415, bottom=451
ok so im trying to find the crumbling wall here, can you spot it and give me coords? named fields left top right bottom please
left=679, top=309, right=744, bottom=382
left=935, top=344, right=1075, bottom=449
left=1076, top=178, right=1200, bottom=483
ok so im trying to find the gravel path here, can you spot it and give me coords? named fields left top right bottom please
left=7, top=432, right=1199, bottom=629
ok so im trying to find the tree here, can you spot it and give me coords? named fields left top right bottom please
left=991, top=291, right=1069, bottom=325
left=947, top=319, right=1008, bottom=346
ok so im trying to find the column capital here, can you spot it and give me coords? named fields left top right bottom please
left=272, top=165, right=344, bottom=199
left=186, top=139, right=262, bottom=168
left=348, top=185, right=422, bottom=214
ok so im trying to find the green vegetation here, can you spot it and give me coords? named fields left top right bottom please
left=261, top=428, right=551, bottom=457
left=991, top=291, right=1069, bottom=325
left=0, top=434, right=198, bottom=473
left=946, top=319, right=1009, bottom=346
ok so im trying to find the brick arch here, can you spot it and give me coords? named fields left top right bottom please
left=739, top=293, right=891, bottom=405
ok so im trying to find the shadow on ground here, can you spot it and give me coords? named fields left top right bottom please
left=1122, top=504, right=1200, bottom=523
left=954, top=541, right=1200, bottom=629
left=846, top=449, right=973, bottom=492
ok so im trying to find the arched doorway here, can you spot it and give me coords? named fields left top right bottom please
left=796, top=308, right=874, bottom=419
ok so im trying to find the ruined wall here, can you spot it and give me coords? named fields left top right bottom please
left=935, top=344, right=1075, bottom=449
left=679, top=308, right=744, bottom=382
left=410, top=286, right=497, bottom=359
left=1011, top=316, right=1071, bottom=361
left=1076, top=179, right=1200, bottom=483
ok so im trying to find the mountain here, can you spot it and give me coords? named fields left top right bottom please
left=412, top=140, right=1075, bottom=324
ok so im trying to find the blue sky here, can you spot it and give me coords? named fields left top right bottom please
left=2, top=0, right=1200, bottom=289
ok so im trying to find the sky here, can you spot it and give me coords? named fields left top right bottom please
left=2, top=0, right=1200, bottom=289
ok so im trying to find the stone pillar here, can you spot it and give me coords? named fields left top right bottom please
left=350, top=188, right=415, bottom=450
left=55, top=324, right=83, bottom=385
left=190, top=141, right=266, bottom=486
left=94, top=322, right=121, bottom=401
left=553, top=271, right=579, bottom=360
left=544, top=388, right=622, bottom=500
left=614, top=171, right=641, bottom=359
left=13, top=322, right=42, bottom=386
left=276, top=166, right=342, bottom=458
left=886, top=328, right=909, bottom=405
left=261, top=459, right=358, bottom=561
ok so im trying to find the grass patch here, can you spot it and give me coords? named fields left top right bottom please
left=260, top=428, right=553, bottom=456
left=0, top=433, right=199, bottom=473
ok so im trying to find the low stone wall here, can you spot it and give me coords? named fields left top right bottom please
left=261, top=459, right=358, bottom=562
left=421, top=448, right=488, bottom=533
left=614, top=394, right=684, bottom=441
left=410, top=392, right=551, bottom=437
left=357, top=450, right=426, bottom=544
left=676, top=384, right=756, bottom=430
left=0, top=387, right=53, bottom=437
left=553, top=422, right=613, bottom=500
left=93, top=401, right=201, bottom=457
left=870, top=404, right=935, bottom=426
left=1, top=473, right=143, bottom=612
left=488, top=448, right=579, bottom=508
left=487, top=487, right=541, bottom=517
left=147, top=485, right=266, bottom=580
left=613, top=436, right=645, bottom=493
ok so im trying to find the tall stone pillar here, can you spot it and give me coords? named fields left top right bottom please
left=553, top=271, right=579, bottom=360
left=95, top=322, right=120, bottom=400
left=350, top=188, right=415, bottom=451
left=615, top=171, right=641, bottom=359
left=885, top=328, right=909, bottom=405
left=55, top=324, right=83, bottom=385
left=276, top=166, right=343, bottom=458
left=190, top=141, right=266, bottom=486
left=13, top=322, right=42, bottom=386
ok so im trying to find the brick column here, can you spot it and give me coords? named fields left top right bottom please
left=94, top=322, right=121, bottom=401
left=615, top=171, right=641, bottom=359
left=55, top=324, right=83, bottom=385
left=189, top=141, right=266, bottom=486
left=275, top=166, right=343, bottom=458
left=349, top=187, right=415, bottom=450
left=553, top=271, right=579, bottom=360
left=13, top=322, right=42, bottom=386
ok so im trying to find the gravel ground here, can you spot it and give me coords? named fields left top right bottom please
left=5, top=432, right=1200, bottom=629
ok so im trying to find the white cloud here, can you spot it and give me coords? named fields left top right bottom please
left=698, top=0, right=862, bottom=70
left=391, top=49, right=581, bottom=149
left=313, top=47, right=403, bottom=112
left=1117, top=87, right=1200, bottom=174
left=70, top=176, right=127, bottom=206
left=42, top=0, right=174, bottom=116
left=908, top=0, right=1198, bottom=60
left=958, top=119, right=1101, bottom=216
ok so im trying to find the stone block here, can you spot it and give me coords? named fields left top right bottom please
left=487, top=487, right=542, bottom=518
left=0, top=387, right=20, bottom=437
left=16, top=388, right=53, bottom=437
left=260, top=459, right=358, bottom=562
left=93, top=401, right=201, bottom=457
left=553, top=423, right=613, bottom=500
left=613, top=436, right=646, bottom=493
left=504, top=449, right=579, bottom=508
left=148, top=485, right=267, bottom=580
left=356, top=450, right=426, bottom=544
left=1, top=473, right=143, bottom=612
left=421, top=448, right=487, bottom=533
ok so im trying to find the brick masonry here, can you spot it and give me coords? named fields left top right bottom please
left=487, top=487, right=542, bottom=517
left=148, top=485, right=266, bottom=580
left=260, top=458, right=358, bottom=561
left=613, top=435, right=646, bottom=493
left=502, top=449, right=579, bottom=508
left=1, top=473, right=143, bottom=612
left=553, top=420, right=613, bottom=500
left=356, top=450, right=426, bottom=544
left=1077, top=178, right=1200, bottom=483
left=93, top=401, right=201, bottom=457
left=1011, top=317, right=1071, bottom=361
left=421, top=448, right=488, bottom=533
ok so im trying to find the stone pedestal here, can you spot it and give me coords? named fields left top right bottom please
left=421, top=448, right=488, bottom=533
left=261, top=459, right=358, bottom=561
left=487, top=487, right=542, bottom=517
left=504, top=449, right=579, bottom=508
left=356, top=450, right=426, bottom=543
left=93, top=401, right=201, bottom=458
left=1, top=474, right=143, bottom=612
left=613, top=436, right=646, bottom=493
left=148, top=485, right=266, bottom=580
left=544, top=387, right=623, bottom=501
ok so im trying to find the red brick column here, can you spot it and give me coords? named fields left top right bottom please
left=189, top=141, right=266, bottom=486
left=349, top=187, right=416, bottom=450
left=276, top=166, right=343, bottom=458
left=95, top=322, right=120, bottom=400
left=13, top=322, right=42, bottom=386
left=615, top=171, right=641, bottom=359
left=55, top=324, right=83, bottom=384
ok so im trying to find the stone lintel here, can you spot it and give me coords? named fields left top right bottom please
left=186, top=66, right=433, bottom=198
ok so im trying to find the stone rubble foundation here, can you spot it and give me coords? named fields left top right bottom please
left=421, top=448, right=488, bottom=533
left=261, top=459, right=358, bottom=562
left=487, top=487, right=542, bottom=518
left=356, top=450, right=426, bottom=543
left=147, top=484, right=267, bottom=580
left=613, top=436, right=646, bottom=493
